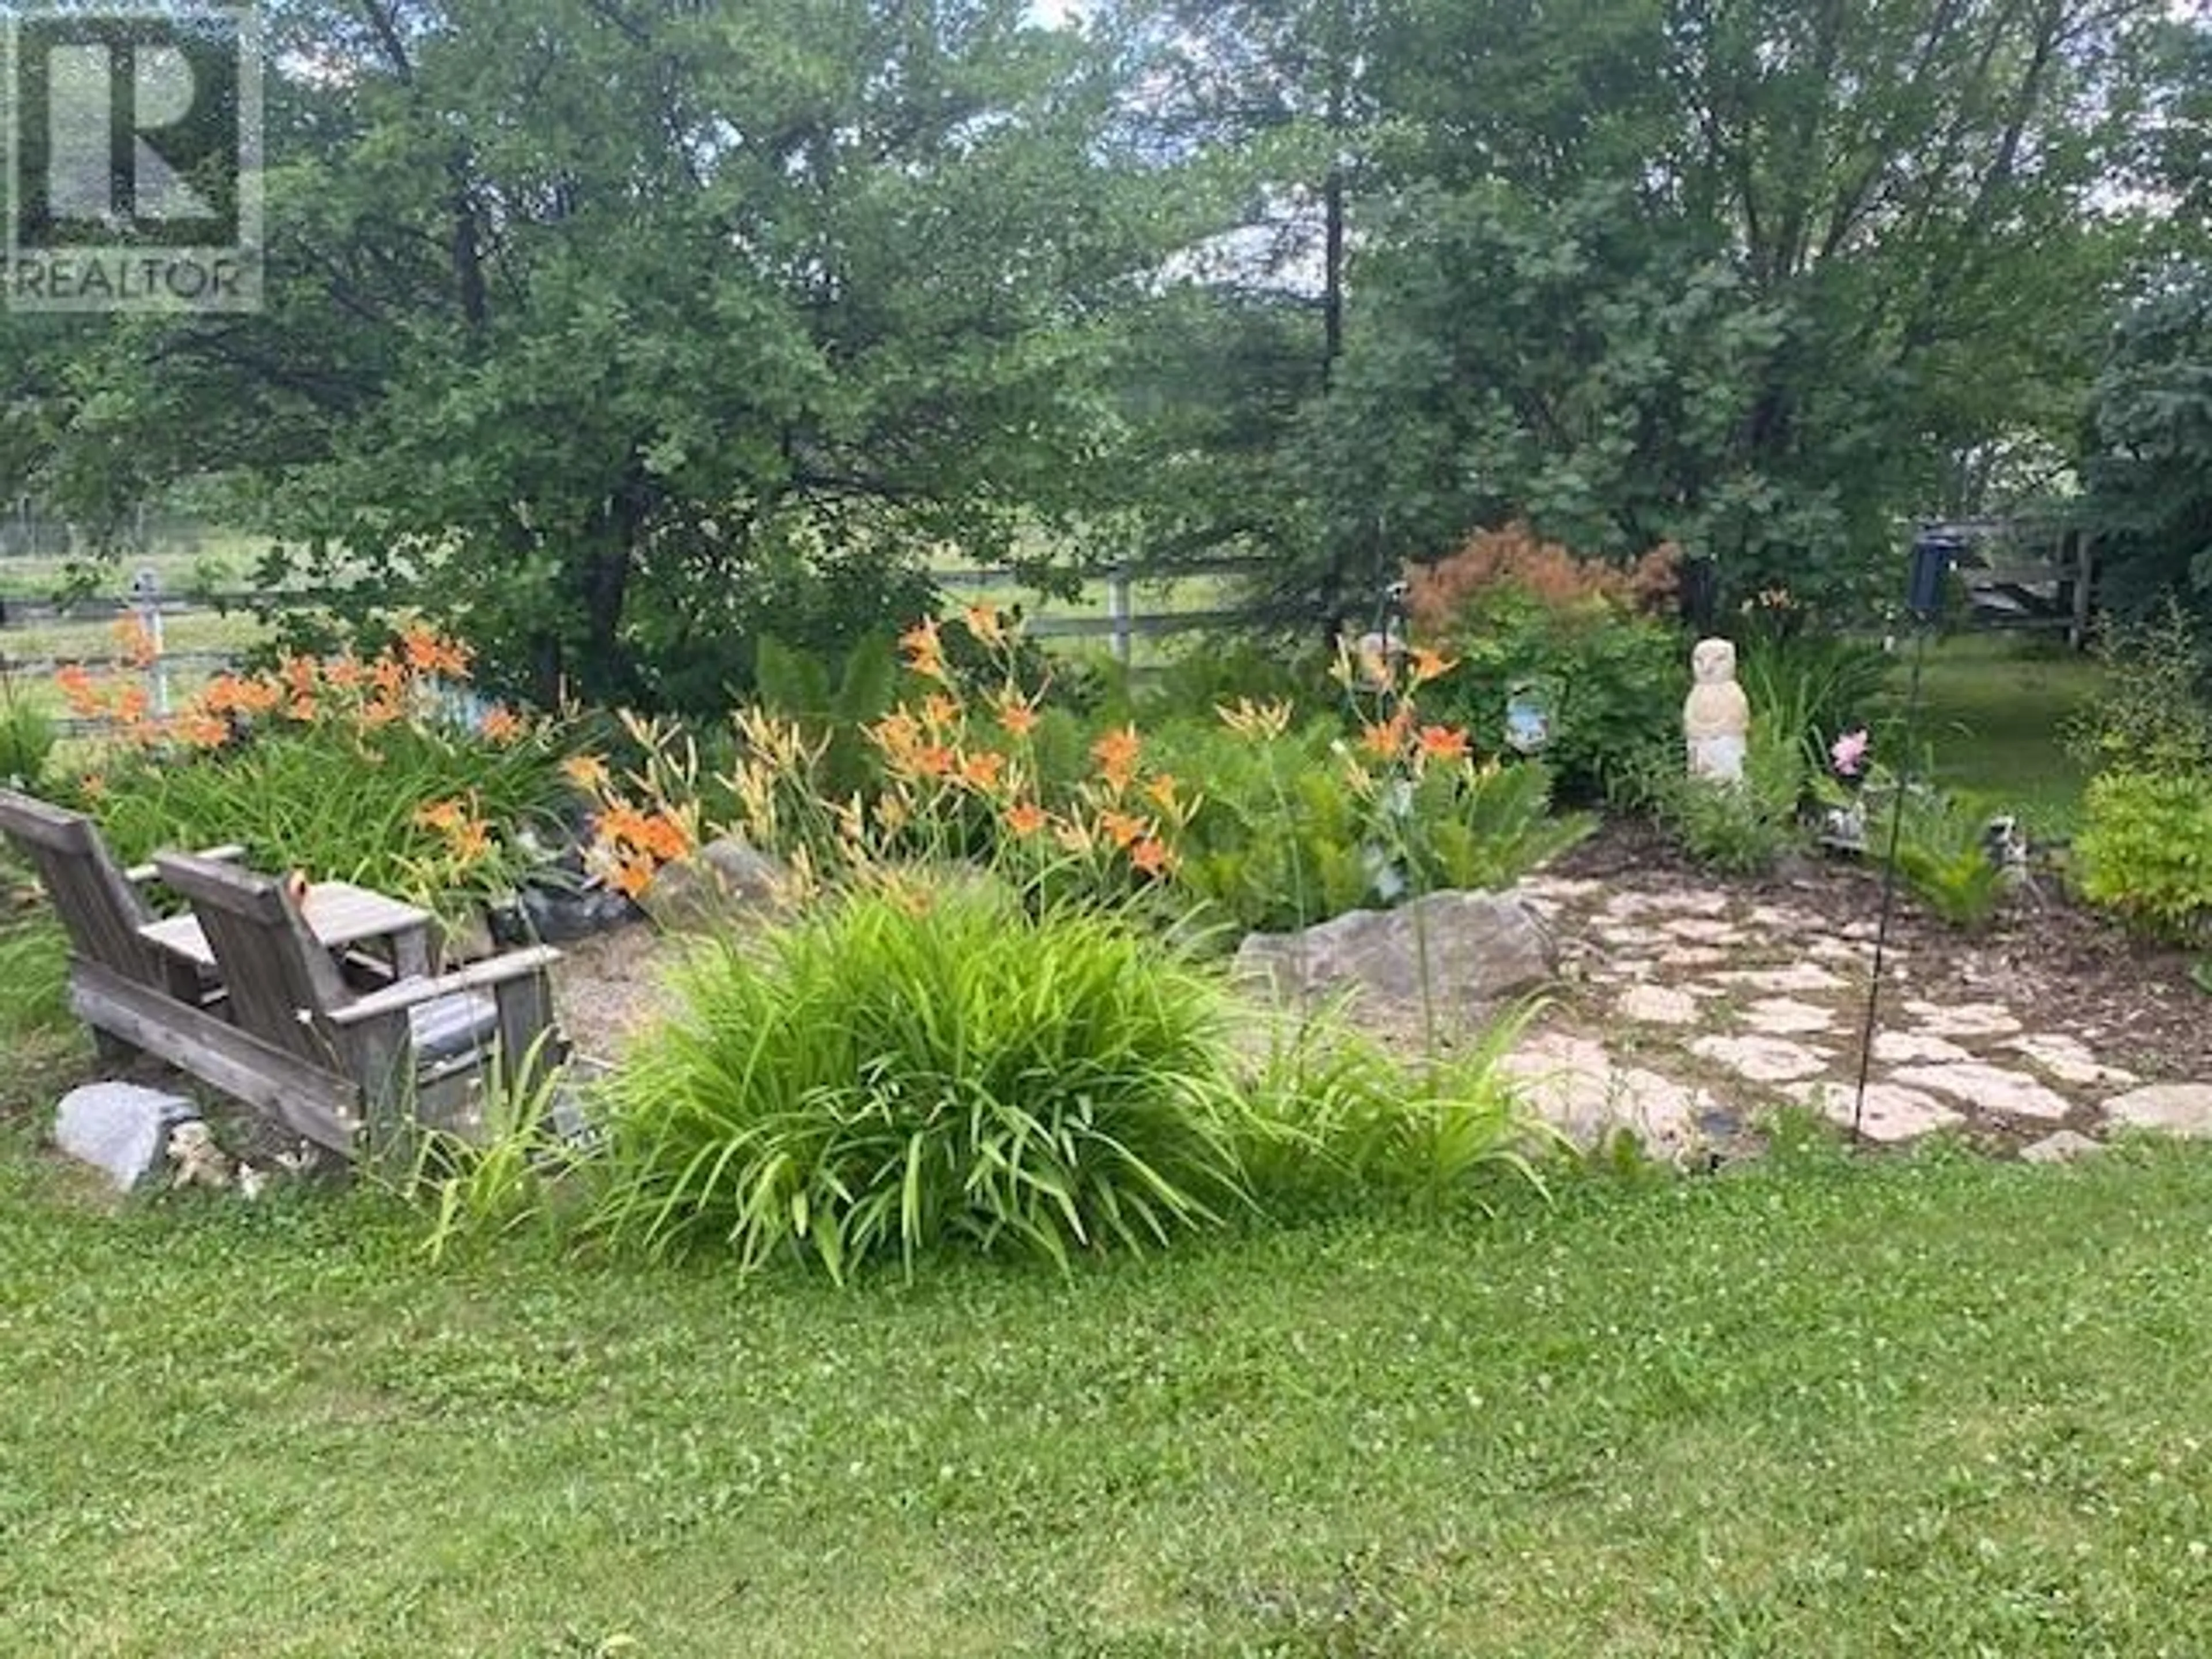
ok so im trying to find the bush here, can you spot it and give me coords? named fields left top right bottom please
left=2074, top=768, right=2212, bottom=944
left=2065, top=600, right=2212, bottom=779
left=590, top=880, right=1254, bottom=1278
left=1736, top=634, right=1893, bottom=772
left=1414, top=581, right=1686, bottom=802
left=1893, top=792, right=2007, bottom=930
left=1641, top=726, right=1806, bottom=874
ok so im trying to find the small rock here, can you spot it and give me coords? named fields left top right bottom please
left=1873, top=1031, right=1975, bottom=1066
left=1899, top=999, right=2022, bottom=1039
left=1617, top=984, right=1699, bottom=1026
left=1662, top=916, right=1745, bottom=945
left=637, top=834, right=790, bottom=933
left=54, top=1083, right=200, bottom=1193
left=2102, top=1083, right=2212, bottom=1138
left=2021, top=1130, right=2104, bottom=1165
left=1738, top=998, right=1838, bottom=1036
left=1890, top=1062, right=2072, bottom=1122
left=1715, top=963, right=1849, bottom=995
left=1690, top=1033, right=1832, bottom=1083
left=1501, top=1034, right=1711, bottom=1157
left=1786, top=1080, right=1963, bottom=1144
left=2006, top=1033, right=2139, bottom=1088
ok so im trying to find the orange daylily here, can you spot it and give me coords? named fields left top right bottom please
left=479, top=704, right=522, bottom=744
left=1408, top=646, right=1456, bottom=685
left=562, top=753, right=611, bottom=792
left=1416, top=724, right=1471, bottom=763
left=1092, top=724, right=1141, bottom=791
left=963, top=603, right=1006, bottom=646
left=1099, top=808, right=1148, bottom=850
left=994, top=691, right=1039, bottom=739
left=960, top=749, right=1007, bottom=792
left=111, top=616, right=158, bottom=670
left=899, top=617, right=946, bottom=680
left=1129, top=838, right=1175, bottom=877
left=173, top=713, right=229, bottom=749
left=921, top=692, right=962, bottom=730
left=1005, top=800, right=1047, bottom=838
left=1359, top=713, right=1410, bottom=760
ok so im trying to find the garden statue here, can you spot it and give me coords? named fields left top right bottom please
left=1683, top=637, right=1751, bottom=782
left=165, top=1119, right=234, bottom=1191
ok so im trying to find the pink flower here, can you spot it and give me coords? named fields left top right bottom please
left=1830, top=728, right=1870, bottom=778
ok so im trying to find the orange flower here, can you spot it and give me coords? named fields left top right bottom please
left=1359, top=713, right=1409, bottom=760
left=1145, top=774, right=1181, bottom=815
left=370, top=654, right=407, bottom=697
left=899, top=617, right=946, bottom=680
left=324, top=654, right=365, bottom=690
left=1099, top=808, right=1147, bottom=850
left=287, top=694, right=318, bottom=724
left=229, top=676, right=282, bottom=716
left=610, top=855, right=654, bottom=899
left=416, top=798, right=467, bottom=834
left=994, top=691, right=1039, bottom=739
left=282, top=654, right=319, bottom=697
left=562, top=753, right=610, bottom=792
left=444, top=816, right=492, bottom=863
left=173, top=713, right=229, bottom=749
left=963, top=603, right=1005, bottom=646
left=113, top=684, right=149, bottom=725
left=869, top=709, right=923, bottom=766
left=400, top=625, right=470, bottom=678
left=960, top=748, right=1007, bottom=792
left=111, top=616, right=157, bottom=670
left=922, top=692, right=962, bottom=730
left=912, top=744, right=955, bottom=780
left=358, top=694, right=401, bottom=729
left=1005, top=800, right=1047, bottom=838
left=1408, top=647, right=1457, bottom=685
left=55, top=664, right=102, bottom=717
left=1092, top=724, right=1141, bottom=791
left=479, top=704, right=522, bottom=744
left=634, top=813, right=691, bottom=863
left=1130, top=837, right=1175, bottom=877
left=79, top=772, right=105, bottom=800
left=1416, top=724, right=1471, bottom=763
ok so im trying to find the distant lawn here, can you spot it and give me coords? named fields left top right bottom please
left=9, top=1116, right=2212, bottom=1656
left=1903, top=632, right=2106, bottom=838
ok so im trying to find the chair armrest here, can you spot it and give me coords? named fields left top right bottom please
left=126, top=843, right=246, bottom=884
left=327, top=945, right=563, bottom=1028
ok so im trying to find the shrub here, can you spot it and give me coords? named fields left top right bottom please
left=1414, top=582, right=1686, bottom=802
left=2064, top=600, right=2212, bottom=779
left=1404, top=522, right=1678, bottom=633
left=1736, top=634, right=1893, bottom=772
left=1893, top=793, right=2008, bottom=930
left=589, top=880, right=1253, bottom=1278
left=0, top=685, right=55, bottom=793
left=2074, top=768, right=2212, bottom=944
left=1641, top=726, right=1806, bottom=874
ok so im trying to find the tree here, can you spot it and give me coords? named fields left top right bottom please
left=18, top=0, right=1175, bottom=710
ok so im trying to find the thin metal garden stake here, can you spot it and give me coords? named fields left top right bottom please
left=1849, top=619, right=1933, bottom=1143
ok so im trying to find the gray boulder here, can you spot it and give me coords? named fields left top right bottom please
left=638, top=834, right=790, bottom=933
left=1234, top=888, right=1557, bottom=1012
left=54, top=1082, right=200, bottom=1192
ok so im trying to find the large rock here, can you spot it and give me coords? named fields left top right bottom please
left=54, top=1082, right=200, bottom=1192
left=1234, top=889, right=1556, bottom=1013
left=637, top=835, right=791, bottom=933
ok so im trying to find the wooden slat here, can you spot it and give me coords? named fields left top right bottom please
left=329, top=946, right=562, bottom=1026
left=70, top=960, right=361, bottom=1153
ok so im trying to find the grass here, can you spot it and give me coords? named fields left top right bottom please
left=7, top=1105, right=2212, bottom=1655
left=1907, top=632, right=2106, bottom=838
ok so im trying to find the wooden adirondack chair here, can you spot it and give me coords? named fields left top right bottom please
left=0, top=787, right=227, bottom=1055
left=140, top=851, right=567, bottom=1157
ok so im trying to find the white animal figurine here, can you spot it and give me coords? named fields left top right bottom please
left=1683, top=637, right=1751, bottom=783
left=165, top=1120, right=235, bottom=1191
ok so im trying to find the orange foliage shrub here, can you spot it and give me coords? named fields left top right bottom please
left=1404, top=523, right=1679, bottom=635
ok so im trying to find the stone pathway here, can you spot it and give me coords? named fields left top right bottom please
left=1502, top=873, right=2212, bottom=1165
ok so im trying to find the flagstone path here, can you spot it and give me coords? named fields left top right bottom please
left=1503, top=868, right=2212, bottom=1164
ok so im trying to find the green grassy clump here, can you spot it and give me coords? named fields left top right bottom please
left=9, top=1120, right=2212, bottom=1654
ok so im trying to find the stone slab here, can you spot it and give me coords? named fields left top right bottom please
left=1716, top=963, right=1849, bottom=995
left=1873, top=1031, right=1975, bottom=1066
left=1787, top=1080, right=1963, bottom=1145
left=1690, top=1033, right=1832, bottom=1083
left=1899, top=999, right=2024, bottom=1039
left=2102, top=1084, right=2212, bottom=1138
left=1890, top=1062, right=2072, bottom=1122
left=2021, top=1130, right=2104, bottom=1165
left=1739, top=998, right=1838, bottom=1036
left=1617, top=984, right=1699, bottom=1026
left=2005, top=1033, right=2139, bottom=1088
left=54, top=1082, right=200, bottom=1193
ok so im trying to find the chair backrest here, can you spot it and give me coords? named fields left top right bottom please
left=0, top=787, right=160, bottom=981
left=152, top=851, right=357, bottom=1068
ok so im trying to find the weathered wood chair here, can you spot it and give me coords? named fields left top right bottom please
left=134, top=852, right=567, bottom=1158
left=0, top=787, right=230, bottom=1051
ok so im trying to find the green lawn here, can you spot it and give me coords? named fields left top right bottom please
left=8, top=1112, right=2212, bottom=1656
left=1907, top=633, right=2107, bottom=837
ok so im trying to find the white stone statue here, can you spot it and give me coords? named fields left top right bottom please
left=1683, top=637, right=1751, bottom=783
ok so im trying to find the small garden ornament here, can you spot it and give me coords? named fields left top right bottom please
left=165, top=1119, right=234, bottom=1191
left=1683, top=637, right=1751, bottom=783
